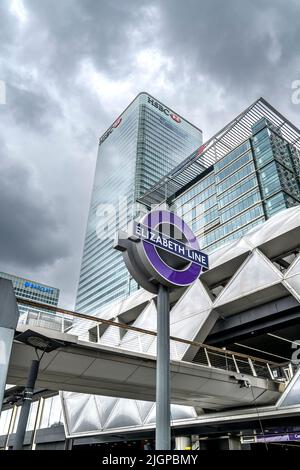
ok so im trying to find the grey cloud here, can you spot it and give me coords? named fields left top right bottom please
left=158, top=0, right=300, bottom=94
left=23, top=0, right=152, bottom=81
left=1, top=0, right=156, bottom=138
left=154, top=0, right=300, bottom=135
left=0, top=140, right=70, bottom=269
left=0, top=1, right=19, bottom=52
left=6, top=83, right=62, bottom=131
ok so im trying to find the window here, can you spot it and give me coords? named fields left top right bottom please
left=258, top=161, right=281, bottom=197
left=217, top=162, right=255, bottom=194
left=220, top=190, right=261, bottom=223
left=265, top=192, right=286, bottom=217
left=214, top=141, right=251, bottom=172
left=215, top=151, right=252, bottom=183
left=218, top=175, right=258, bottom=208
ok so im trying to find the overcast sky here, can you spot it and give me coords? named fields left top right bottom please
left=0, top=0, right=299, bottom=309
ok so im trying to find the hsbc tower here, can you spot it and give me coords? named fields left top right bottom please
left=76, top=93, right=203, bottom=313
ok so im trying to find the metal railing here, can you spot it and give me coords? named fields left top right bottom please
left=16, top=298, right=287, bottom=382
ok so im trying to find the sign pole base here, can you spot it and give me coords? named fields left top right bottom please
left=156, top=283, right=171, bottom=450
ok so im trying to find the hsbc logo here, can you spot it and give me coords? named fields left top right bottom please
left=112, top=116, right=122, bottom=128
left=147, top=96, right=181, bottom=123
left=170, top=113, right=181, bottom=123
left=99, top=116, right=122, bottom=145
left=197, top=144, right=206, bottom=156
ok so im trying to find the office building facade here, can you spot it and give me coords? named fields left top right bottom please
left=0, top=272, right=62, bottom=331
left=171, top=117, right=300, bottom=253
left=76, top=93, right=203, bottom=313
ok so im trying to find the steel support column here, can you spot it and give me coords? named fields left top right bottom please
left=156, top=284, right=170, bottom=450
left=13, top=359, right=40, bottom=450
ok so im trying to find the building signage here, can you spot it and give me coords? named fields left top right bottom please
left=115, top=210, right=208, bottom=292
left=131, top=222, right=208, bottom=268
left=257, top=433, right=300, bottom=442
left=197, top=143, right=206, bottom=156
left=99, top=116, right=122, bottom=146
left=24, top=281, right=54, bottom=295
left=114, top=210, right=209, bottom=450
left=147, top=96, right=181, bottom=123
left=100, top=94, right=182, bottom=147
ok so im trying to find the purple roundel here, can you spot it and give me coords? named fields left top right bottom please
left=141, top=210, right=202, bottom=287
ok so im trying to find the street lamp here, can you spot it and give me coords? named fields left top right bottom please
left=12, top=330, right=64, bottom=450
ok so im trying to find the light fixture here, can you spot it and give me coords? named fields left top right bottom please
left=15, top=329, right=65, bottom=352
left=13, top=329, right=64, bottom=450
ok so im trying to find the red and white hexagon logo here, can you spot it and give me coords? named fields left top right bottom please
left=112, top=116, right=122, bottom=128
left=170, top=113, right=181, bottom=123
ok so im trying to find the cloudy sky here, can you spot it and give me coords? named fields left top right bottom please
left=0, top=0, right=299, bottom=309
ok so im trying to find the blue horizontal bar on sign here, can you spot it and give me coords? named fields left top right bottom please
left=132, top=222, right=209, bottom=269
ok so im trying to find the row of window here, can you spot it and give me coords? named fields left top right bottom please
left=142, top=105, right=200, bottom=142
left=259, top=161, right=282, bottom=197
left=141, top=113, right=194, bottom=148
left=217, top=162, right=255, bottom=194
left=178, top=194, right=217, bottom=220
left=266, top=190, right=299, bottom=216
left=271, top=133, right=295, bottom=171
left=252, top=127, right=274, bottom=168
left=277, top=163, right=300, bottom=199
left=265, top=192, right=287, bottom=217
left=142, top=117, right=195, bottom=149
left=214, top=140, right=251, bottom=173
left=218, top=174, right=258, bottom=209
left=191, top=206, right=219, bottom=231
left=205, top=218, right=265, bottom=253
left=215, top=151, right=253, bottom=183
left=220, top=190, right=261, bottom=223
left=201, top=205, right=264, bottom=247
left=77, top=265, right=128, bottom=305
left=179, top=185, right=216, bottom=213
left=15, top=287, right=58, bottom=299
left=77, top=279, right=130, bottom=312
left=14, top=291, right=58, bottom=305
left=79, top=256, right=126, bottom=294
left=81, top=240, right=120, bottom=271
left=176, top=172, right=215, bottom=205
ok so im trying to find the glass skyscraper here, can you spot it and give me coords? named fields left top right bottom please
left=76, top=93, right=203, bottom=313
left=172, top=117, right=300, bottom=253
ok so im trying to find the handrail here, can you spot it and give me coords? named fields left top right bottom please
left=16, top=297, right=281, bottom=368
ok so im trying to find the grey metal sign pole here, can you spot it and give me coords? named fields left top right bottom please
left=114, top=209, right=209, bottom=450
left=156, top=283, right=171, bottom=450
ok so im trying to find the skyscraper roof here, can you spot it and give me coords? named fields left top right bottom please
left=138, top=97, right=300, bottom=207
